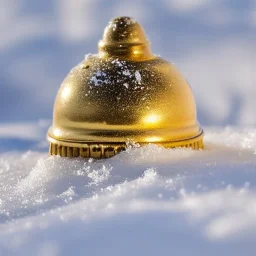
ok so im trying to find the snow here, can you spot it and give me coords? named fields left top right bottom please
left=84, top=54, right=95, bottom=61
left=123, top=83, right=129, bottom=89
left=88, top=58, right=144, bottom=90
left=0, top=127, right=256, bottom=255
left=111, top=23, right=117, bottom=31
left=135, top=70, right=142, bottom=84
left=122, top=70, right=131, bottom=77
left=111, top=59, right=124, bottom=68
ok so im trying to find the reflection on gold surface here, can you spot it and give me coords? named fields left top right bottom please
left=145, top=136, right=162, bottom=143
left=61, top=86, right=71, bottom=99
left=143, top=114, right=161, bottom=125
left=53, top=128, right=61, bottom=137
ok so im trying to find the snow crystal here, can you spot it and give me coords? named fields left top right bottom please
left=90, top=70, right=109, bottom=86
left=90, top=76, right=99, bottom=86
left=96, top=70, right=106, bottom=77
left=84, top=53, right=95, bottom=61
left=112, top=23, right=117, bottom=31
left=123, top=83, right=129, bottom=89
left=111, top=59, right=124, bottom=67
left=122, top=70, right=131, bottom=76
left=125, top=17, right=136, bottom=25
left=135, top=70, right=142, bottom=84
left=87, top=165, right=112, bottom=185
left=59, top=186, right=76, bottom=198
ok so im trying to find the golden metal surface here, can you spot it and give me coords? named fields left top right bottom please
left=47, top=16, right=204, bottom=158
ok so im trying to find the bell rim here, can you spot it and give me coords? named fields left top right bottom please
left=47, top=129, right=204, bottom=158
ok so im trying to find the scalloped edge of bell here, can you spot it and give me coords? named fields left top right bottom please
left=47, top=130, right=204, bottom=159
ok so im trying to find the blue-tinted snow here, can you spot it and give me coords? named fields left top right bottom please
left=0, top=127, right=256, bottom=255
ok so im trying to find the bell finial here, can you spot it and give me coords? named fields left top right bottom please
left=98, top=16, right=153, bottom=60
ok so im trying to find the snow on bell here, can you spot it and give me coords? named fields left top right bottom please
left=47, top=16, right=204, bottom=158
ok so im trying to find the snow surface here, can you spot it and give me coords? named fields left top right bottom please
left=0, top=127, right=256, bottom=255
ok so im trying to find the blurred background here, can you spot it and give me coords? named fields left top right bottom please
left=1, top=0, right=255, bottom=127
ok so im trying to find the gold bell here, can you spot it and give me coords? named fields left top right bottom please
left=47, top=16, right=204, bottom=158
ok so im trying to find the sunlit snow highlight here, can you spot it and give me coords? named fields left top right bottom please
left=0, top=128, right=256, bottom=255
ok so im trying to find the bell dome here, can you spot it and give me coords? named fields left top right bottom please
left=47, top=16, right=203, bottom=158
